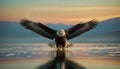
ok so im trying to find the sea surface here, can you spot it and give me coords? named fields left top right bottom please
left=0, top=43, right=120, bottom=69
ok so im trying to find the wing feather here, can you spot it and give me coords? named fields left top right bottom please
left=20, top=19, right=56, bottom=39
left=66, top=20, right=98, bottom=40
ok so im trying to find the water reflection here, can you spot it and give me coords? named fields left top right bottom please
left=37, top=50, right=85, bottom=69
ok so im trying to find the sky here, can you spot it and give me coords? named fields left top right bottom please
left=0, top=0, right=120, bottom=24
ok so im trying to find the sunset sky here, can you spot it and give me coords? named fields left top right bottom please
left=0, top=0, right=120, bottom=24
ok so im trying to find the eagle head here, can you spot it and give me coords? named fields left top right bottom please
left=57, top=29, right=66, bottom=37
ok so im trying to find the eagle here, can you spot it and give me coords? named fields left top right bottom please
left=20, top=19, right=98, bottom=49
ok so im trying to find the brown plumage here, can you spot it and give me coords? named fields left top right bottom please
left=66, top=19, right=98, bottom=39
left=20, top=19, right=98, bottom=48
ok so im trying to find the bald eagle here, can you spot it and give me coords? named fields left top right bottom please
left=20, top=19, right=98, bottom=49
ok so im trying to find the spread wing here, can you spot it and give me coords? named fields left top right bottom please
left=20, top=19, right=56, bottom=40
left=66, top=20, right=98, bottom=40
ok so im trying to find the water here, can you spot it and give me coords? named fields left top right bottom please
left=0, top=43, right=120, bottom=69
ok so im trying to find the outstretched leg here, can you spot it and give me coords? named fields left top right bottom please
left=48, top=41, right=56, bottom=48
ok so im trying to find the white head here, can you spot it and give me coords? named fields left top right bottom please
left=57, top=29, right=66, bottom=37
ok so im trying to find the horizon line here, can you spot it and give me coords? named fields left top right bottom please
left=0, top=17, right=119, bottom=25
